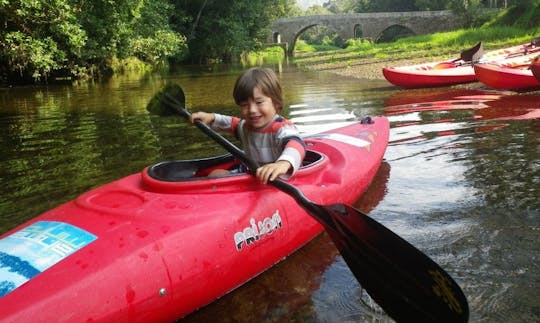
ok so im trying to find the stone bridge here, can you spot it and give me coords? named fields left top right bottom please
left=271, top=10, right=462, bottom=55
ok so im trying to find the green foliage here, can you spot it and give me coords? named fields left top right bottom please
left=300, top=25, right=345, bottom=48
left=1, top=0, right=187, bottom=83
left=131, top=31, right=187, bottom=65
left=3, top=32, right=64, bottom=79
left=2, top=0, right=538, bottom=85
left=315, top=23, right=538, bottom=62
left=344, top=38, right=373, bottom=49
left=324, top=0, right=526, bottom=13
left=0, top=0, right=86, bottom=81
left=325, top=0, right=418, bottom=12
left=414, top=0, right=447, bottom=10
left=446, top=0, right=486, bottom=27
left=172, top=0, right=295, bottom=62
left=483, top=0, right=540, bottom=29
left=295, top=39, right=340, bottom=52
left=241, top=46, right=285, bottom=66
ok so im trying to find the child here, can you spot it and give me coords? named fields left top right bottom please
left=190, top=67, right=306, bottom=184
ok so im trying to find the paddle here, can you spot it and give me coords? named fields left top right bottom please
left=147, top=84, right=469, bottom=323
left=433, top=42, right=483, bottom=69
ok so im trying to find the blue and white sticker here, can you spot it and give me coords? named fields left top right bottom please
left=0, top=221, right=96, bottom=297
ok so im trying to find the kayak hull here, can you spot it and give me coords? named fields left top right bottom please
left=382, top=64, right=476, bottom=88
left=531, top=60, right=540, bottom=82
left=474, top=62, right=540, bottom=90
left=0, top=117, right=389, bottom=322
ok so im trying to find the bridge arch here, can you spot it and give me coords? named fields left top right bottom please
left=293, top=22, right=347, bottom=47
left=271, top=11, right=462, bottom=55
left=377, top=24, right=416, bottom=42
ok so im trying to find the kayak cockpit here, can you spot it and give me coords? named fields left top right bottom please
left=141, top=150, right=327, bottom=192
left=147, top=154, right=238, bottom=182
left=145, top=150, right=324, bottom=182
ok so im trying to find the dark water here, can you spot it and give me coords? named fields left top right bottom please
left=1, top=63, right=539, bottom=322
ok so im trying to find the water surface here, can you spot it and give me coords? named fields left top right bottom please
left=1, top=63, right=538, bottom=322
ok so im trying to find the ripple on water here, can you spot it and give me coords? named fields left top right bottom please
left=311, top=258, right=393, bottom=322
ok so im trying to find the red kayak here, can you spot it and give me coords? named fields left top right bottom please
left=474, top=52, right=540, bottom=90
left=383, top=41, right=540, bottom=88
left=0, top=117, right=389, bottom=322
left=531, top=57, right=540, bottom=82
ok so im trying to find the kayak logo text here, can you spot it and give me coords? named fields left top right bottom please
left=234, top=210, right=282, bottom=250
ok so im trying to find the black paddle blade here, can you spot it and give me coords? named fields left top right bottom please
left=322, top=204, right=469, bottom=323
left=460, top=42, right=483, bottom=62
left=146, top=83, right=186, bottom=116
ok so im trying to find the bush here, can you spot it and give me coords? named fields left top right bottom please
left=130, top=31, right=187, bottom=64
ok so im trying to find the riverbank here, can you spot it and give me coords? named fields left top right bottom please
left=293, top=45, right=540, bottom=95
left=294, top=51, right=448, bottom=80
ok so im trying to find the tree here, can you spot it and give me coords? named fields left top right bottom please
left=1, top=0, right=188, bottom=83
left=415, top=0, right=447, bottom=10
left=0, top=0, right=86, bottom=81
left=447, top=0, right=485, bottom=26
left=324, top=0, right=418, bottom=12
left=171, top=0, right=297, bottom=62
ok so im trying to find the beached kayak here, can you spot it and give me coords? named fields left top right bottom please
left=0, top=117, right=389, bottom=322
left=531, top=57, right=540, bottom=82
left=382, top=41, right=540, bottom=88
left=474, top=52, right=540, bottom=90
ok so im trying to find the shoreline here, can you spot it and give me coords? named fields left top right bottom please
left=294, top=53, right=448, bottom=80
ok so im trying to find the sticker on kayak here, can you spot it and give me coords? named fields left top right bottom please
left=0, top=221, right=96, bottom=297
left=306, top=133, right=371, bottom=148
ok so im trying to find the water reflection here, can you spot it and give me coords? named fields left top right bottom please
left=380, top=89, right=539, bottom=322
left=0, top=65, right=539, bottom=322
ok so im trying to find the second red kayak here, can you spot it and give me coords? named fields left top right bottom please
left=474, top=52, right=540, bottom=90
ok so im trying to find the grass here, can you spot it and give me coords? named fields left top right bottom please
left=293, top=26, right=540, bottom=66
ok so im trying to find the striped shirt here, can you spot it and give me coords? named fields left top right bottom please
left=211, top=114, right=306, bottom=177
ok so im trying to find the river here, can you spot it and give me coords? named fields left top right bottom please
left=1, top=62, right=538, bottom=322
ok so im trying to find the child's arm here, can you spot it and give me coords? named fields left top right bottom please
left=190, top=112, right=238, bottom=133
left=190, top=112, right=215, bottom=124
left=255, top=160, right=293, bottom=184
left=257, top=137, right=306, bottom=184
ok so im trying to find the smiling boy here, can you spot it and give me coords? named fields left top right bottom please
left=190, top=67, right=306, bottom=183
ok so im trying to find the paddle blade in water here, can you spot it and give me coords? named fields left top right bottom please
left=146, top=83, right=186, bottom=116
left=322, top=204, right=469, bottom=323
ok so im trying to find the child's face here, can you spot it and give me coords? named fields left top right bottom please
left=239, top=86, right=278, bottom=129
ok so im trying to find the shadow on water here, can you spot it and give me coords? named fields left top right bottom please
left=1, top=64, right=539, bottom=322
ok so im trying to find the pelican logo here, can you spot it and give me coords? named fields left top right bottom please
left=233, top=210, right=282, bottom=250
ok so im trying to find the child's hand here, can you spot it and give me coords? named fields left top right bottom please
left=190, top=112, right=215, bottom=124
left=256, top=161, right=292, bottom=184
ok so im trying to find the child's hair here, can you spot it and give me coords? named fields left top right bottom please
left=233, top=67, right=284, bottom=113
